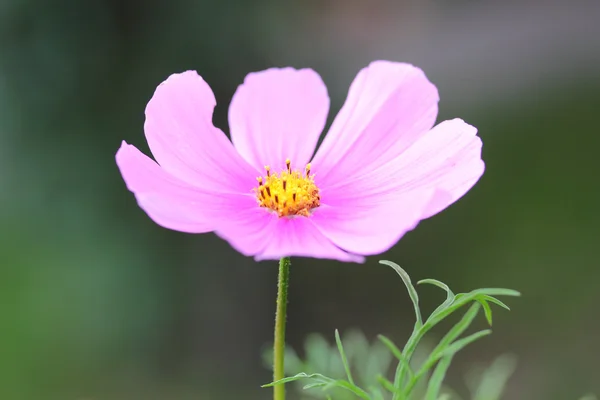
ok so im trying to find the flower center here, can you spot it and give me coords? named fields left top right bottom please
left=254, top=159, right=320, bottom=217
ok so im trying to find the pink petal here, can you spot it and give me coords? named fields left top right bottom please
left=116, top=141, right=256, bottom=233
left=311, top=119, right=484, bottom=255
left=144, top=71, right=258, bottom=192
left=228, top=68, right=329, bottom=171
left=311, top=61, right=439, bottom=187
left=215, top=210, right=364, bottom=263
left=257, top=217, right=364, bottom=262
left=310, top=190, right=435, bottom=255
left=214, top=207, right=278, bottom=257
left=413, top=120, right=485, bottom=218
left=323, top=119, right=484, bottom=217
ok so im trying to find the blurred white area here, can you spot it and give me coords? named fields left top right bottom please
left=266, top=0, right=600, bottom=108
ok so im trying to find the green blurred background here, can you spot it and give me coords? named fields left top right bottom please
left=1, top=0, right=599, bottom=399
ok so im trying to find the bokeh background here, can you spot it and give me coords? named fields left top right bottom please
left=1, top=0, right=599, bottom=399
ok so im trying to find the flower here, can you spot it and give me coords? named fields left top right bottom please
left=116, top=61, right=484, bottom=263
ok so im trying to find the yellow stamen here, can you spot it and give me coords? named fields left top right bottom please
left=254, top=159, right=320, bottom=217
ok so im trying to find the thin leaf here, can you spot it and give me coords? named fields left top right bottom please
left=377, top=374, right=396, bottom=393
left=335, top=329, right=355, bottom=385
left=370, top=385, right=386, bottom=400
left=425, top=354, right=454, bottom=400
left=378, top=334, right=403, bottom=361
left=480, top=295, right=511, bottom=311
left=469, top=288, right=521, bottom=297
left=303, top=382, right=328, bottom=390
left=419, top=278, right=456, bottom=317
left=396, top=287, right=516, bottom=398
left=478, top=299, right=493, bottom=326
left=403, top=303, right=481, bottom=396
left=426, top=288, right=518, bottom=330
left=380, top=265, right=519, bottom=400
left=440, top=330, right=492, bottom=358
left=322, top=379, right=371, bottom=399
left=380, top=260, right=422, bottom=328
left=434, top=303, right=481, bottom=355
left=262, top=372, right=333, bottom=387
left=380, top=260, right=422, bottom=400
left=471, top=354, right=518, bottom=400
left=418, top=278, right=455, bottom=305
left=397, top=286, right=516, bottom=398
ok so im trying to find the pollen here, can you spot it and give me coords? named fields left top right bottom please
left=254, top=159, right=320, bottom=217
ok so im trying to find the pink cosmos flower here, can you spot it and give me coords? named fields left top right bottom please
left=116, top=61, right=484, bottom=263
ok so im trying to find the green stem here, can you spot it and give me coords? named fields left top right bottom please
left=273, top=256, right=291, bottom=400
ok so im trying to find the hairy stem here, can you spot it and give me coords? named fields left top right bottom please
left=273, top=256, right=291, bottom=400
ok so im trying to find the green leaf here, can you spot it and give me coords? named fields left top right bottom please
left=469, top=288, right=521, bottom=297
left=302, top=382, right=328, bottom=390
left=440, top=330, right=492, bottom=358
left=470, top=354, right=518, bottom=400
left=480, top=294, right=511, bottom=311
left=370, top=385, right=386, bottom=400
left=261, top=372, right=333, bottom=387
left=478, top=298, right=494, bottom=326
left=426, top=288, right=519, bottom=331
left=394, top=284, right=517, bottom=400
left=272, top=265, right=521, bottom=400
left=377, top=374, right=396, bottom=393
left=335, top=329, right=355, bottom=385
left=434, top=302, right=481, bottom=356
left=380, top=260, right=422, bottom=328
left=378, top=335, right=412, bottom=398
left=271, top=364, right=368, bottom=399
left=403, top=303, right=481, bottom=397
left=425, top=354, right=454, bottom=400
left=418, top=279, right=455, bottom=306
left=418, top=278, right=456, bottom=318
left=322, top=379, right=371, bottom=399
left=377, top=334, right=403, bottom=361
